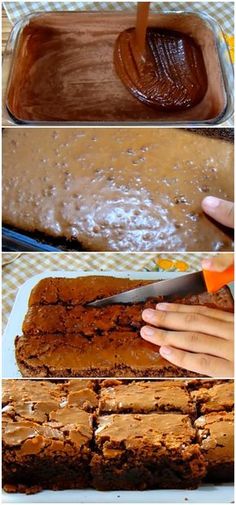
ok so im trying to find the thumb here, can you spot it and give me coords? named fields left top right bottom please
left=201, top=197, right=234, bottom=229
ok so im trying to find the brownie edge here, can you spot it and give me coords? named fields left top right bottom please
left=92, top=413, right=207, bottom=490
left=195, top=411, right=234, bottom=482
left=2, top=380, right=94, bottom=494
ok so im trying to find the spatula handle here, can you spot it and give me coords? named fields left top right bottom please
left=203, top=264, right=234, bottom=293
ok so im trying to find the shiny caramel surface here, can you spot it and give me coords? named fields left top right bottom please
left=2, top=128, right=234, bottom=251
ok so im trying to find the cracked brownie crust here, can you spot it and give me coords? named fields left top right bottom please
left=98, top=380, right=196, bottom=416
left=191, top=382, right=234, bottom=414
left=92, top=413, right=206, bottom=490
left=2, top=379, right=233, bottom=493
left=2, top=379, right=94, bottom=494
left=195, top=411, right=234, bottom=482
left=15, top=276, right=234, bottom=378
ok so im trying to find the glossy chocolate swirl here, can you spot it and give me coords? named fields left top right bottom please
left=114, top=27, right=208, bottom=111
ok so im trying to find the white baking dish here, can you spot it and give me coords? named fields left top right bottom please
left=2, top=482, right=234, bottom=503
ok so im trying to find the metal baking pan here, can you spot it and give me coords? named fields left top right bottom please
left=2, top=226, right=80, bottom=252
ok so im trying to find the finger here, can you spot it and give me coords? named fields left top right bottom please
left=201, top=197, right=234, bottom=228
left=155, top=302, right=233, bottom=322
left=140, top=326, right=232, bottom=360
left=202, top=254, right=234, bottom=272
left=159, top=346, right=233, bottom=378
left=142, top=308, right=233, bottom=340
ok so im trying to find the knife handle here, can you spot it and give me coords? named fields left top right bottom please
left=203, top=264, right=234, bottom=293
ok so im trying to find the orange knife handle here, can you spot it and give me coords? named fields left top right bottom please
left=203, top=264, right=234, bottom=293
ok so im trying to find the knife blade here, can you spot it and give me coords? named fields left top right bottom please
left=88, top=271, right=206, bottom=307
left=88, top=266, right=234, bottom=307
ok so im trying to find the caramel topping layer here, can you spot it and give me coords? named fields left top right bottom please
left=3, top=128, right=234, bottom=252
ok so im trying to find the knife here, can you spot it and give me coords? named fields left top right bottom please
left=88, top=266, right=234, bottom=307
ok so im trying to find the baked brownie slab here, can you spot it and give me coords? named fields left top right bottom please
left=22, top=302, right=156, bottom=336
left=15, top=332, right=198, bottom=378
left=29, top=277, right=152, bottom=306
left=22, top=286, right=234, bottom=336
left=16, top=276, right=233, bottom=378
left=191, top=382, right=234, bottom=414
left=28, top=277, right=234, bottom=310
left=92, top=413, right=207, bottom=490
left=2, top=380, right=93, bottom=493
left=195, top=411, right=234, bottom=482
left=99, top=380, right=196, bottom=416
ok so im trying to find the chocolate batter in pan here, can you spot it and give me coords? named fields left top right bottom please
left=5, top=11, right=225, bottom=122
left=114, top=25, right=208, bottom=110
left=2, top=128, right=234, bottom=252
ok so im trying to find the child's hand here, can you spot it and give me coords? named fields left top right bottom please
left=141, top=304, right=234, bottom=377
left=201, top=196, right=234, bottom=228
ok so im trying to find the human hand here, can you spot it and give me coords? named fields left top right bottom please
left=202, top=253, right=234, bottom=272
left=141, top=303, right=234, bottom=377
left=201, top=196, right=234, bottom=228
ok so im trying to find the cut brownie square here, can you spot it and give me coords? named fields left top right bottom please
left=2, top=380, right=93, bottom=493
left=191, top=382, right=234, bottom=414
left=92, top=413, right=207, bottom=490
left=99, top=380, right=196, bottom=417
left=2, top=379, right=62, bottom=406
left=62, top=379, right=98, bottom=411
left=195, top=411, right=234, bottom=482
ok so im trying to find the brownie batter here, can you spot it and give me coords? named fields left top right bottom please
left=5, top=11, right=225, bottom=122
left=114, top=25, right=208, bottom=110
left=2, top=128, right=234, bottom=252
